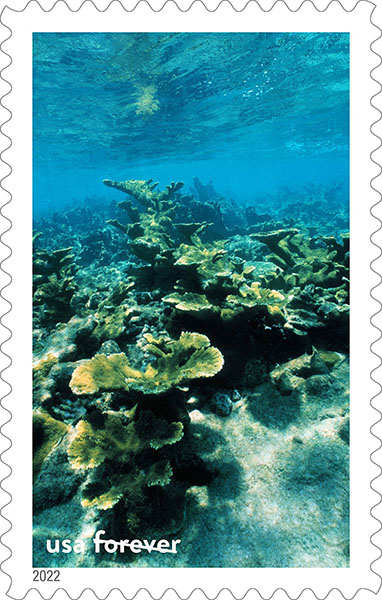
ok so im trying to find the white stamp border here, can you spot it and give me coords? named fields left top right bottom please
left=0, top=0, right=381, bottom=598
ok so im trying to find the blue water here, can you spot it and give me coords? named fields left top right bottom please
left=33, top=32, right=349, bottom=217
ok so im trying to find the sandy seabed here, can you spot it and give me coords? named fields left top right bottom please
left=33, top=356, right=349, bottom=569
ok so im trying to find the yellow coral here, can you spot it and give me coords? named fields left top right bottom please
left=68, top=410, right=183, bottom=471
left=33, top=410, right=69, bottom=479
left=67, top=420, right=106, bottom=470
left=67, top=409, right=183, bottom=510
left=174, top=240, right=231, bottom=283
left=68, top=413, right=140, bottom=470
left=70, top=332, right=224, bottom=396
left=104, top=178, right=183, bottom=208
left=69, top=354, right=140, bottom=395
left=93, top=304, right=136, bottom=341
left=163, top=292, right=218, bottom=318
left=267, top=305, right=284, bottom=319
left=81, top=459, right=173, bottom=508
left=82, top=484, right=127, bottom=510
left=146, top=460, right=173, bottom=487
left=252, top=228, right=348, bottom=289
left=33, top=353, right=58, bottom=386
left=252, top=229, right=299, bottom=269
left=104, top=178, right=184, bottom=270
left=150, top=421, right=183, bottom=449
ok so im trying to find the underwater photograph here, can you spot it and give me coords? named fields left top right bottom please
left=32, top=32, right=350, bottom=568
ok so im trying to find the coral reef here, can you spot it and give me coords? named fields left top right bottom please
left=101, top=177, right=349, bottom=357
left=104, top=178, right=186, bottom=289
left=33, top=410, right=69, bottom=479
left=66, top=410, right=183, bottom=511
left=59, top=326, right=223, bottom=536
left=33, top=174, right=350, bottom=568
left=162, top=230, right=287, bottom=334
left=33, top=244, right=78, bottom=326
left=70, top=331, right=224, bottom=395
left=252, top=229, right=349, bottom=289
left=91, top=281, right=137, bottom=342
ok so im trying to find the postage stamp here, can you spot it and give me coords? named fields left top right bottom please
left=0, top=0, right=381, bottom=597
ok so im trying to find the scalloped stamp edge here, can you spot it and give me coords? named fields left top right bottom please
left=0, top=1, right=381, bottom=598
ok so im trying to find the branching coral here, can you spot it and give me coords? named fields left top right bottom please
left=33, top=245, right=78, bottom=326
left=32, top=170, right=351, bottom=558
left=159, top=224, right=349, bottom=354
left=223, top=282, right=286, bottom=322
left=252, top=229, right=349, bottom=290
left=33, top=410, right=69, bottom=479
left=163, top=284, right=286, bottom=325
left=250, top=229, right=299, bottom=270
left=284, top=283, right=349, bottom=341
left=173, top=238, right=231, bottom=287
left=101, top=176, right=349, bottom=366
left=67, top=325, right=223, bottom=517
left=67, top=409, right=184, bottom=510
left=162, top=231, right=287, bottom=328
left=103, top=179, right=185, bottom=289
left=33, top=245, right=77, bottom=286
left=163, top=292, right=218, bottom=319
left=232, top=228, right=350, bottom=341
left=91, top=281, right=138, bottom=342
left=103, top=178, right=184, bottom=208
left=176, top=221, right=212, bottom=244
left=103, top=178, right=251, bottom=304
left=70, top=331, right=224, bottom=395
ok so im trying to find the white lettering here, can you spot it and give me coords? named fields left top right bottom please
left=105, top=540, right=119, bottom=553
left=91, top=531, right=181, bottom=554
left=141, top=539, right=157, bottom=553
left=172, top=539, right=181, bottom=553
left=46, top=539, right=60, bottom=553
left=129, top=540, right=143, bottom=553
left=157, top=540, right=170, bottom=551
left=93, top=529, right=106, bottom=553
left=73, top=540, right=85, bottom=554
left=61, top=539, right=72, bottom=554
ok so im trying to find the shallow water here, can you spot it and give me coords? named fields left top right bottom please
left=33, top=32, right=349, bottom=216
left=32, top=32, right=350, bottom=569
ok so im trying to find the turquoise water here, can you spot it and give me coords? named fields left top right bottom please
left=33, top=33, right=350, bottom=568
left=33, top=32, right=349, bottom=217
